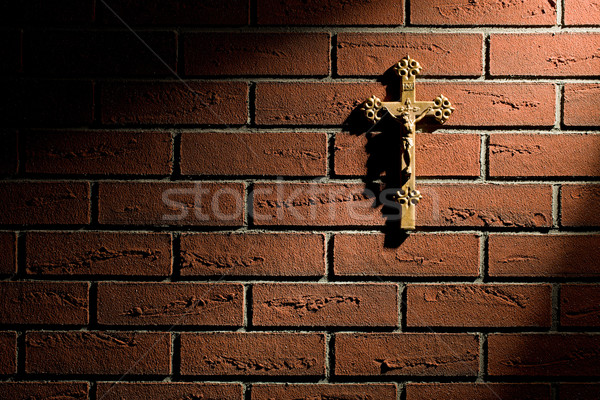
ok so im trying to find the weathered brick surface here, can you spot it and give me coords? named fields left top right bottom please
left=97, top=382, right=243, bottom=400
left=0, top=130, right=18, bottom=175
left=564, top=84, right=600, bottom=126
left=252, top=283, right=398, bottom=327
left=26, top=232, right=172, bottom=277
left=406, top=284, right=552, bottom=328
left=334, top=132, right=481, bottom=177
left=251, top=384, right=397, bottom=399
left=489, top=134, right=600, bottom=177
left=97, top=282, right=244, bottom=326
left=490, top=34, right=600, bottom=77
left=25, top=331, right=171, bottom=375
left=410, top=0, right=556, bottom=25
left=489, top=234, right=600, bottom=277
left=0, top=331, right=16, bottom=375
left=561, top=185, right=600, bottom=227
left=24, top=131, right=172, bottom=175
left=337, top=33, right=483, bottom=76
left=564, top=0, right=600, bottom=25
left=405, top=383, right=551, bottom=400
left=99, top=0, right=249, bottom=25
left=1, top=81, right=93, bottom=126
left=333, top=233, right=479, bottom=277
left=100, top=82, right=248, bottom=125
left=98, top=182, right=244, bottom=226
left=181, top=132, right=327, bottom=176
left=0, top=382, right=89, bottom=399
left=25, top=31, right=176, bottom=76
left=0, top=182, right=90, bottom=225
left=257, top=0, right=404, bottom=25
left=560, top=284, right=600, bottom=327
left=180, top=332, right=326, bottom=376
left=335, top=333, right=479, bottom=376
left=0, top=282, right=89, bottom=325
left=557, top=383, right=600, bottom=400
left=180, top=233, right=325, bottom=277
left=488, top=334, right=600, bottom=376
left=184, top=33, right=329, bottom=76
left=0, top=232, right=16, bottom=275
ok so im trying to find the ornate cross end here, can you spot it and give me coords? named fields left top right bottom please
left=358, top=56, right=456, bottom=230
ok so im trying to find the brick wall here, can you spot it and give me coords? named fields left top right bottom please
left=1, top=0, right=599, bottom=399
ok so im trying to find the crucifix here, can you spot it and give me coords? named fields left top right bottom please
left=360, top=56, right=455, bottom=230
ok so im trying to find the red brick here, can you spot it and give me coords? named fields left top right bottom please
left=0, top=130, right=18, bottom=175
left=97, top=382, right=242, bottom=400
left=0, top=30, right=21, bottom=73
left=184, top=33, right=329, bottom=76
left=0, top=282, right=88, bottom=325
left=488, top=334, right=600, bottom=376
left=256, top=82, right=383, bottom=126
left=26, top=232, right=172, bottom=277
left=564, top=0, right=600, bottom=25
left=1, top=81, right=93, bottom=126
left=100, top=82, right=247, bottom=125
left=564, top=84, right=600, bottom=127
left=335, top=333, right=479, bottom=376
left=0, top=382, right=89, bottom=399
left=561, top=185, right=600, bottom=227
left=98, top=182, right=244, bottom=226
left=337, top=33, right=483, bottom=76
left=406, top=383, right=551, bottom=400
left=25, top=331, right=171, bottom=375
left=25, top=31, right=176, bottom=76
left=181, top=132, right=327, bottom=176
left=406, top=284, right=551, bottom=328
left=419, top=184, right=552, bottom=228
left=25, top=131, right=172, bottom=175
left=417, top=83, right=556, bottom=127
left=334, top=233, right=479, bottom=277
left=561, top=284, right=600, bottom=327
left=251, top=182, right=384, bottom=226
left=180, top=233, right=325, bottom=277
left=180, top=332, right=325, bottom=376
left=557, top=383, right=600, bottom=400
left=0, top=331, right=16, bottom=375
left=256, top=82, right=555, bottom=127
left=334, top=132, right=480, bottom=177
left=257, top=0, right=403, bottom=25
left=489, top=134, right=600, bottom=177
left=0, top=182, right=90, bottom=225
left=99, top=0, right=248, bottom=25
left=491, top=33, right=600, bottom=77
left=97, top=282, right=244, bottom=327
left=252, top=283, right=398, bottom=327
left=251, top=384, right=397, bottom=399
left=410, top=0, right=556, bottom=25
left=0, top=232, right=16, bottom=275
left=489, top=234, right=600, bottom=277
left=0, top=0, right=94, bottom=24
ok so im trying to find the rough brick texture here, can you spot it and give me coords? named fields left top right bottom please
left=180, top=233, right=325, bottom=277
left=406, top=284, right=552, bottom=327
left=335, top=333, right=479, bottom=376
left=251, top=283, right=398, bottom=327
left=4, top=0, right=600, bottom=392
left=180, top=332, right=326, bottom=376
left=97, top=282, right=244, bottom=326
left=25, top=331, right=171, bottom=375
left=181, top=132, right=327, bottom=176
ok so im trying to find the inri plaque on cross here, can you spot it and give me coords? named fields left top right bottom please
left=360, top=56, right=455, bottom=230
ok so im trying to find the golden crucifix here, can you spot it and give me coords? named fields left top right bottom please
left=360, top=56, right=455, bottom=230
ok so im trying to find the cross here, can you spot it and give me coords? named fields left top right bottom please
left=360, top=56, right=455, bottom=230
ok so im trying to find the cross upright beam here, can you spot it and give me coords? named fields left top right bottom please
left=360, top=56, right=455, bottom=230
